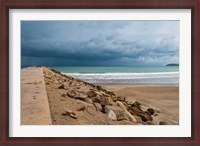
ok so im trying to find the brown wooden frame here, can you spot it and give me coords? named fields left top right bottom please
left=0, top=0, right=199, bottom=145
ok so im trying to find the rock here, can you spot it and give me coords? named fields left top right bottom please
left=116, top=96, right=126, bottom=101
left=67, top=90, right=77, bottom=98
left=76, top=93, right=87, bottom=100
left=61, top=93, right=67, bottom=97
left=92, top=95, right=101, bottom=103
left=87, top=91, right=97, bottom=97
left=129, top=106, right=142, bottom=115
left=110, top=101, right=118, bottom=106
left=45, top=75, right=51, bottom=79
left=54, top=80, right=60, bottom=84
left=92, top=95, right=112, bottom=106
left=77, top=106, right=86, bottom=111
left=99, top=96, right=112, bottom=106
left=131, top=101, right=141, bottom=109
left=58, top=84, right=65, bottom=89
left=154, top=113, right=158, bottom=117
left=116, top=101, right=137, bottom=122
left=103, top=93, right=110, bottom=97
left=159, top=121, right=168, bottom=125
left=146, top=121, right=156, bottom=125
left=138, top=112, right=153, bottom=122
left=145, top=110, right=151, bottom=115
left=147, top=108, right=155, bottom=115
left=133, top=115, right=143, bottom=123
left=107, top=110, right=117, bottom=121
left=117, top=113, right=130, bottom=121
left=136, top=123, right=145, bottom=125
left=94, top=102, right=102, bottom=111
left=105, top=105, right=129, bottom=121
left=139, top=121, right=148, bottom=125
left=96, top=85, right=104, bottom=91
left=86, top=106, right=97, bottom=115
left=84, top=98, right=93, bottom=104
left=105, top=91, right=115, bottom=96
left=116, top=101, right=127, bottom=111
left=62, top=110, right=77, bottom=119
left=58, top=79, right=64, bottom=84
left=129, top=106, right=152, bottom=122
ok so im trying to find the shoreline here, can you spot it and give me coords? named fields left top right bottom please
left=21, top=66, right=179, bottom=125
left=96, top=83, right=179, bottom=87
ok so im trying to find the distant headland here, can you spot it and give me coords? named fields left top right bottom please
left=166, top=64, right=179, bottom=66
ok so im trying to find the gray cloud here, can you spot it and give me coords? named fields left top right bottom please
left=21, top=21, right=179, bottom=67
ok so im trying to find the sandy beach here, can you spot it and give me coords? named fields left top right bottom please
left=21, top=67, right=179, bottom=125
left=21, top=20, right=180, bottom=126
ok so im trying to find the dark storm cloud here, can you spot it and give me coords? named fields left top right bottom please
left=21, top=21, right=179, bottom=66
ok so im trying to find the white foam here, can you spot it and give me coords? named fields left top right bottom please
left=63, top=72, right=179, bottom=85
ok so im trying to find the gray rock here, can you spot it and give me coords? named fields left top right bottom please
left=107, top=110, right=117, bottom=121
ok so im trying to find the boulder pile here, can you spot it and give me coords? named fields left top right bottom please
left=43, top=67, right=158, bottom=125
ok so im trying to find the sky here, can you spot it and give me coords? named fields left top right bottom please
left=21, top=20, right=179, bottom=67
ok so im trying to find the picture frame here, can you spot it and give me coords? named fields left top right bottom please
left=0, top=0, right=199, bottom=145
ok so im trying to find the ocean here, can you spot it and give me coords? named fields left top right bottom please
left=52, top=66, right=179, bottom=85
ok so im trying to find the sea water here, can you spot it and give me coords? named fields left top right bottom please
left=52, top=66, right=179, bottom=85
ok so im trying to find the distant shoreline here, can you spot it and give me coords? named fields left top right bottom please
left=166, top=64, right=179, bottom=66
